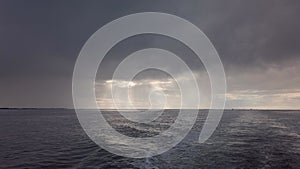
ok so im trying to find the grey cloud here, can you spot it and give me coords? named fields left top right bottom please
left=0, top=0, right=300, bottom=108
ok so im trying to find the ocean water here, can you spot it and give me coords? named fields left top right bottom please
left=0, top=109, right=299, bottom=169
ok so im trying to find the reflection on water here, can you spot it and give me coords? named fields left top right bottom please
left=0, top=109, right=299, bottom=168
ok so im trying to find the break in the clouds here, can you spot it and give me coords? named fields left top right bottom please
left=96, top=78, right=180, bottom=109
left=0, top=0, right=300, bottom=109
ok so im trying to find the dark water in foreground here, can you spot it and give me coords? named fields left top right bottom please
left=0, top=109, right=299, bottom=169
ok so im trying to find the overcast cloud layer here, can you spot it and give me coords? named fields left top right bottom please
left=0, top=0, right=300, bottom=109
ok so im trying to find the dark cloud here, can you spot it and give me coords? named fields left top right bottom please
left=0, top=0, right=299, bottom=108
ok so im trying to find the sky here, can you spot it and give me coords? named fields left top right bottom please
left=0, top=0, right=300, bottom=109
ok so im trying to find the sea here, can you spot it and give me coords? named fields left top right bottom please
left=0, top=109, right=299, bottom=169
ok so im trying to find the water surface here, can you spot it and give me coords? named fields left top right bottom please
left=0, top=109, right=299, bottom=168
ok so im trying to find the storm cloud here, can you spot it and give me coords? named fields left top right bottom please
left=0, top=0, right=299, bottom=109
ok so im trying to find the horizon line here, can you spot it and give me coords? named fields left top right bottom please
left=1, top=107, right=300, bottom=111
